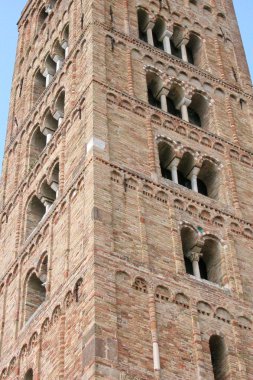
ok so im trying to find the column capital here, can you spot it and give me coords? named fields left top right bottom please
left=53, top=54, right=64, bottom=63
left=156, top=86, right=169, bottom=98
left=168, top=156, right=180, bottom=169
left=144, top=20, right=155, bottom=32
left=160, top=29, right=173, bottom=41
left=41, top=126, right=54, bottom=136
left=42, top=67, right=55, bottom=77
left=177, top=96, right=192, bottom=109
left=187, top=166, right=200, bottom=179
left=53, top=110, right=64, bottom=121
left=186, top=250, right=203, bottom=262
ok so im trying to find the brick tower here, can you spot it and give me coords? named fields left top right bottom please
left=0, top=0, right=253, bottom=379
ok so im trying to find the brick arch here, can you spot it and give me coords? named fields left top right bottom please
left=132, top=277, right=148, bottom=293
left=197, top=300, right=213, bottom=316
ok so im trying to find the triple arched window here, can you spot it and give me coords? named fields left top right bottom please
left=147, top=72, right=209, bottom=128
left=137, top=9, right=202, bottom=66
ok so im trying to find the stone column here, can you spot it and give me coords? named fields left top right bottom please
left=188, top=167, right=200, bottom=193
left=41, top=196, right=53, bottom=213
left=168, top=157, right=180, bottom=184
left=178, top=97, right=191, bottom=122
left=53, top=55, right=64, bottom=72
left=145, top=21, right=155, bottom=46
left=50, top=181, right=59, bottom=198
left=61, top=41, right=69, bottom=58
left=42, top=127, right=53, bottom=144
left=43, top=68, right=54, bottom=87
left=160, top=93, right=168, bottom=113
left=187, top=251, right=203, bottom=279
left=45, top=4, right=53, bottom=14
left=180, top=42, right=188, bottom=62
left=161, top=30, right=173, bottom=54
left=54, top=110, right=64, bottom=126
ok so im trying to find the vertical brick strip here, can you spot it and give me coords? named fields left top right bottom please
left=148, top=290, right=161, bottom=379
left=190, top=303, right=206, bottom=380
left=225, top=95, right=239, bottom=144
left=59, top=313, right=66, bottom=380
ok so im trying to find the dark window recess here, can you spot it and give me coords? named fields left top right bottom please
left=184, top=256, right=194, bottom=275
left=178, top=171, right=191, bottom=189
left=167, top=98, right=181, bottom=117
left=171, top=41, right=182, bottom=59
left=161, top=167, right=172, bottom=180
left=148, top=88, right=160, bottom=108
left=139, top=27, right=147, bottom=42
left=188, top=107, right=201, bottom=127
left=197, top=178, right=208, bottom=196
left=199, top=258, right=208, bottom=280
left=153, top=34, right=164, bottom=50
left=186, top=46, right=194, bottom=65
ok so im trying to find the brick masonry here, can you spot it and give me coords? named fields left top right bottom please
left=0, top=0, right=253, bottom=379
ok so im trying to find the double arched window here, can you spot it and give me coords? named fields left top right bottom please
left=25, top=162, right=59, bottom=239
left=24, top=255, right=48, bottom=323
left=181, top=225, right=223, bottom=285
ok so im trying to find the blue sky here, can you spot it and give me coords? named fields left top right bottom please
left=0, top=1, right=252, bottom=170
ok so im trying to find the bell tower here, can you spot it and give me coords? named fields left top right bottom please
left=0, top=0, right=253, bottom=379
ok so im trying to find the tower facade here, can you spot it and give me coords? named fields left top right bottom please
left=0, top=0, right=253, bottom=379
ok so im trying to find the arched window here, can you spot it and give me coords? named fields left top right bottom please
left=49, top=162, right=60, bottom=197
left=181, top=227, right=223, bottom=285
left=198, top=159, right=219, bottom=199
left=152, top=17, right=166, bottom=50
left=171, top=26, right=184, bottom=59
left=29, top=126, right=47, bottom=169
left=24, top=256, right=48, bottom=323
left=43, top=55, right=57, bottom=87
left=166, top=84, right=184, bottom=118
left=188, top=93, right=209, bottom=128
left=33, top=69, right=46, bottom=105
left=158, top=141, right=174, bottom=180
left=186, top=33, right=202, bottom=66
left=52, top=41, right=65, bottom=71
left=54, top=90, right=65, bottom=125
left=177, top=152, right=194, bottom=189
left=209, top=335, right=229, bottom=380
left=61, top=24, right=70, bottom=57
left=25, top=196, right=46, bottom=239
left=137, top=8, right=149, bottom=43
left=201, top=238, right=222, bottom=284
left=39, top=179, right=57, bottom=212
left=146, top=72, right=163, bottom=109
left=37, top=8, right=48, bottom=31
left=24, top=369, right=33, bottom=380
left=41, top=110, right=58, bottom=143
